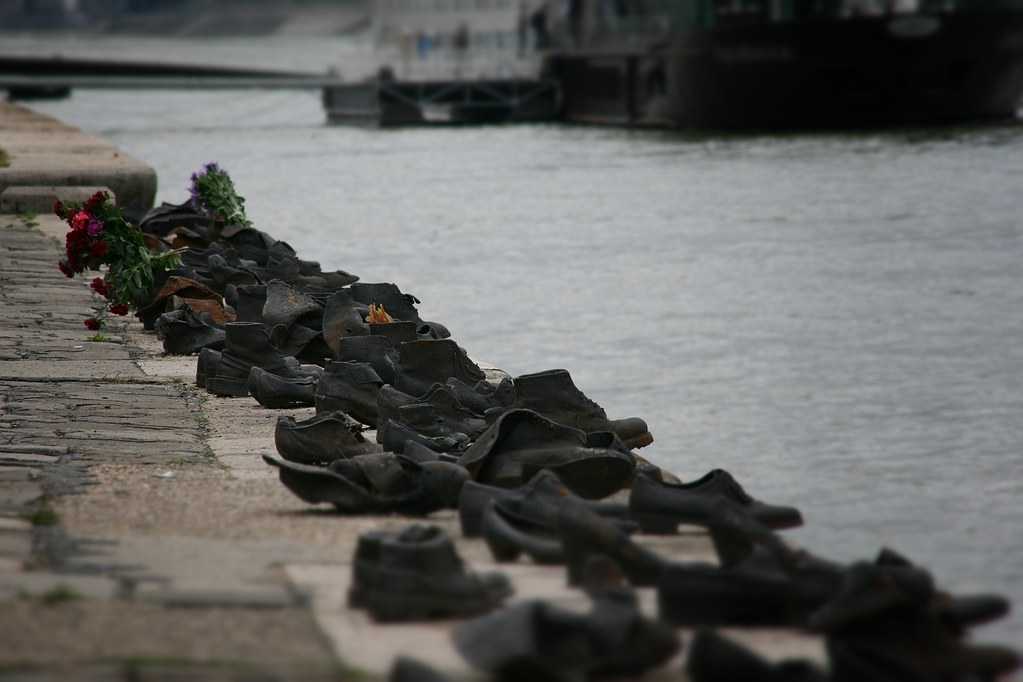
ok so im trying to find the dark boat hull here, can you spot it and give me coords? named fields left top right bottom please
left=547, top=11, right=1023, bottom=129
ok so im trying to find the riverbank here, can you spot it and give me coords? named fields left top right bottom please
left=0, top=101, right=832, bottom=680
left=0, top=101, right=1018, bottom=680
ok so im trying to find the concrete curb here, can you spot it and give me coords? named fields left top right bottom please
left=0, top=103, right=156, bottom=213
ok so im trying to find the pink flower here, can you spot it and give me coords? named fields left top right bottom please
left=71, top=211, right=90, bottom=232
left=86, top=219, right=104, bottom=237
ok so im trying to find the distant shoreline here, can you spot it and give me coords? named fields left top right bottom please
left=0, top=2, right=370, bottom=38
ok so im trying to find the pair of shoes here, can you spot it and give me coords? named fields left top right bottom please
left=490, top=369, right=653, bottom=449
left=460, top=470, right=636, bottom=565
left=458, top=468, right=629, bottom=538
left=376, top=383, right=489, bottom=455
left=458, top=409, right=636, bottom=499
left=453, top=556, right=679, bottom=681
left=262, top=451, right=467, bottom=515
left=348, top=525, right=511, bottom=622
left=274, top=410, right=381, bottom=464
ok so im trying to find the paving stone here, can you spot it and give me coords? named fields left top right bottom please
left=0, top=530, right=32, bottom=559
left=0, top=571, right=121, bottom=600
left=0, top=445, right=67, bottom=456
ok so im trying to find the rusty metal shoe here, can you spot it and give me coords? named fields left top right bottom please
left=274, top=410, right=381, bottom=464
left=389, top=658, right=452, bottom=682
left=262, top=451, right=468, bottom=515
left=458, top=469, right=631, bottom=538
left=687, top=630, right=828, bottom=682
left=262, top=279, right=322, bottom=332
left=501, top=369, right=653, bottom=449
left=394, top=340, right=486, bottom=399
left=248, top=366, right=319, bottom=409
left=348, top=524, right=512, bottom=622
left=459, top=409, right=635, bottom=499
left=154, top=305, right=225, bottom=356
left=195, top=347, right=220, bottom=388
left=205, top=322, right=310, bottom=397
left=314, top=360, right=384, bottom=426
left=454, top=559, right=678, bottom=681
left=322, top=289, right=369, bottom=355
left=629, top=468, right=803, bottom=534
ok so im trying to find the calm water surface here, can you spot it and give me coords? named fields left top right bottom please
left=16, top=35, right=1023, bottom=643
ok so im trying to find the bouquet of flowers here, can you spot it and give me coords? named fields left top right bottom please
left=188, top=162, right=251, bottom=226
left=56, top=191, right=181, bottom=331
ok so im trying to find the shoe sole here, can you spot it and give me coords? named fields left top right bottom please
left=206, top=375, right=251, bottom=397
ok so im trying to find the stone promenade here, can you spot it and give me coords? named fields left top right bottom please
left=0, top=102, right=825, bottom=681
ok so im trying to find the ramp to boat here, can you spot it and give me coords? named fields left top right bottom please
left=322, top=78, right=560, bottom=126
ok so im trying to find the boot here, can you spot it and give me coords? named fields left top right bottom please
left=205, top=322, right=308, bottom=397
left=154, top=306, right=225, bottom=356
left=262, top=452, right=469, bottom=515
left=322, top=289, right=369, bottom=356
left=458, top=469, right=630, bottom=538
left=458, top=409, right=636, bottom=499
left=348, top=524, right=511, bottom=622
left=453, top=561, right=678, bottom=681
left=314, top=361, right=384, bottom=426
left=274, top=410, right=381, bottom=464
left=337, top=334, right=401, bottom=384
left=394, top=340, right=485, bottom=399
left=262, top=279, right=322, bottom=332
left=231, top=283, right=268, bottom=323
left=247, top=366, right=319, bottom=408
left=504, top=369, right=653, bottom=449
left=687, top=630, right=828, bottom=682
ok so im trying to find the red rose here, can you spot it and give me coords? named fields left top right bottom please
left=71, top=211, right=90, bottom=232
left=58, top=260, right=74, bottom=278
left=53, top=200, right=66, bottom=219
left=84, top=191, right=107, bottom=214
left=90, top=277, right=109, bottom=297
left=90, top=241, right=109, bottom=258
left=84, top=318, right=101, bottom=331
left=109, top=303, right=129, bottom=316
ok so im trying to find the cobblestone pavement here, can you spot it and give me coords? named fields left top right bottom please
left=0, top=212, right=831, bottom=681
left=0, top=215, right=340, bottom=681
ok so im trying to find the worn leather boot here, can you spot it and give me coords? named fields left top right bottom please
left=453, top=560, right=678, bottom=681
left=458, top=469, right=630, bottom=538
left=348, top=524, right=511, bottom=622
left=314, top=360, right=384, bottom=426
left=247, top=366, right=319, bottom=408
left=504, top=369, right=653, bottom=449
left=154, top=306, right=225, bottom=356
left=206, top=322, right=308, bottom=397
left=262, top=452, right=469, bottom=515
left=337, top=334, right=401, bottom=384
left=687, top=630, right=828, bottom=682
left=459, top=409, right=636, bottom=499
left=274, top=410, right=381, bottom=464
left=322, top=289, right=369, bottom=355
left=394, top=340, right=486, bottom=399
left=262, top=279, right=322, bottom=332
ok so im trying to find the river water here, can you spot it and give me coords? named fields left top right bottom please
left=9, top=33, right=1023, bottom=644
